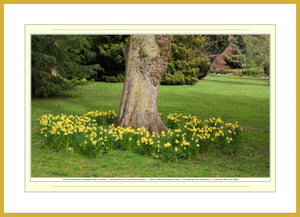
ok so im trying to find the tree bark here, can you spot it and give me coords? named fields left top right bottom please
left=115, top=35, right=172, bottom=135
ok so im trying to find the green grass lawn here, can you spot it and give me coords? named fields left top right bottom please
left=31, top=74, right=270, bottom=177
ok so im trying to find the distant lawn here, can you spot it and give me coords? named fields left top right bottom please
left=31, top=74, right=270, bottom=177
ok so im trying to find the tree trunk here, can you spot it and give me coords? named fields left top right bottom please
left=115, top=35, right=172, bottom=135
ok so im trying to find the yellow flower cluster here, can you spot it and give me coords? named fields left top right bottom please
left=38, top=110, right=243, bottom=160
left=164, top=142, right=172, bottom=148
left=163, top=113, right=242, bottom=157
left=39, top=110, right=117, bottom=137
left=63, top=77, right=90, bottom=84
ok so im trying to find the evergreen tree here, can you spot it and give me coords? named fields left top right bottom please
left=202, top=35, right=229, bottom=62
left=162, top=35, right=211, bottom=85
left=31, top=35, right=101, bottom=97
left=224, top=35, right=247, bottom=69
left=88, top=35, right=129, bottom=82
left=244, top=35, right=270, bottom=75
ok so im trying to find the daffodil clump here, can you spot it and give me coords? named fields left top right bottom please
left=165, top=114, right=243, bottom=159
left=38, top=110, right=243, bottom=162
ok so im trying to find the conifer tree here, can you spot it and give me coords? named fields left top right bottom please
left=31, top=35, right=101, bottom=97
left=244, top=35, right=270, bottom=75
left=162, top=35, right=211, bottom=84
left=202, top=35, right=229, bottom=62
left=88, top=35, right=128, bottom=82
left=224, top=35, right=247, bottom=69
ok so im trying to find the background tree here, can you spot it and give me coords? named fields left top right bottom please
left=202, top=35, right=229, bottom=62
left=115, top=35, right=172, bottom=134
left=209, top=35, right=270, bottom=78
left=32, top=34, right=270, bottom=98
left=162, top=35, right=211, bottom=85
left=224, top=35, right=247, bottom=69
left=89, top=35, right=213, bottom=85
left=244, top=35, right=270, bottom=76
left=88, top=35, right=129, bottom=82
left=31, top=35, right=101, bottom=97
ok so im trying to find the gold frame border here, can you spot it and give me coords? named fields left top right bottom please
left=1, top=1, right=299, bottom=216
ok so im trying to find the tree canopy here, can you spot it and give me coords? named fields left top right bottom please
left=31, top=35, right=101, bottom=97
left=162, top=35, right=211, bottom=85
left=31, top=34, right=269, bottom=98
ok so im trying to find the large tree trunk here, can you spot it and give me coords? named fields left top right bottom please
left=115, top=35, right=172, bottom=135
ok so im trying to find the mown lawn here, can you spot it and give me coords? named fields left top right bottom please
left=31, top=74, right=270, bottom=177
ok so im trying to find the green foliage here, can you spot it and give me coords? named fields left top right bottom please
left=244, top=35, right=270, bottom=76
left=203, top=35, right=229, bottom=54
left=241, top=67, right=264, bottom=77
left=263, top=61, right=270, bottom=76
left=216, top=35, right=270, bottom=77
left=162, top=73, right=175, bottom=85
left=162, top=71, right=185, bottom=85
left=202, top=35, right=229, bottom=61
left=31, top=34, right=270, bottom=96
left=224, top=35, right=247, bottom=69
left=197, top=56, right=211, bottom=79
left=162, top=35, right=211, bottom=85
left=205, top=35, right=270, bottom=78
left=31, top=68, right=75, bottom=98
left=102, top=73, right=125, bottom=83
left=88, top=35, right=128, bottom=82
left=31, top=35, right=101, bottom=97
left=174, top=71, right=186, bottom=84
left=184, top=75, right=199, bottom=85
